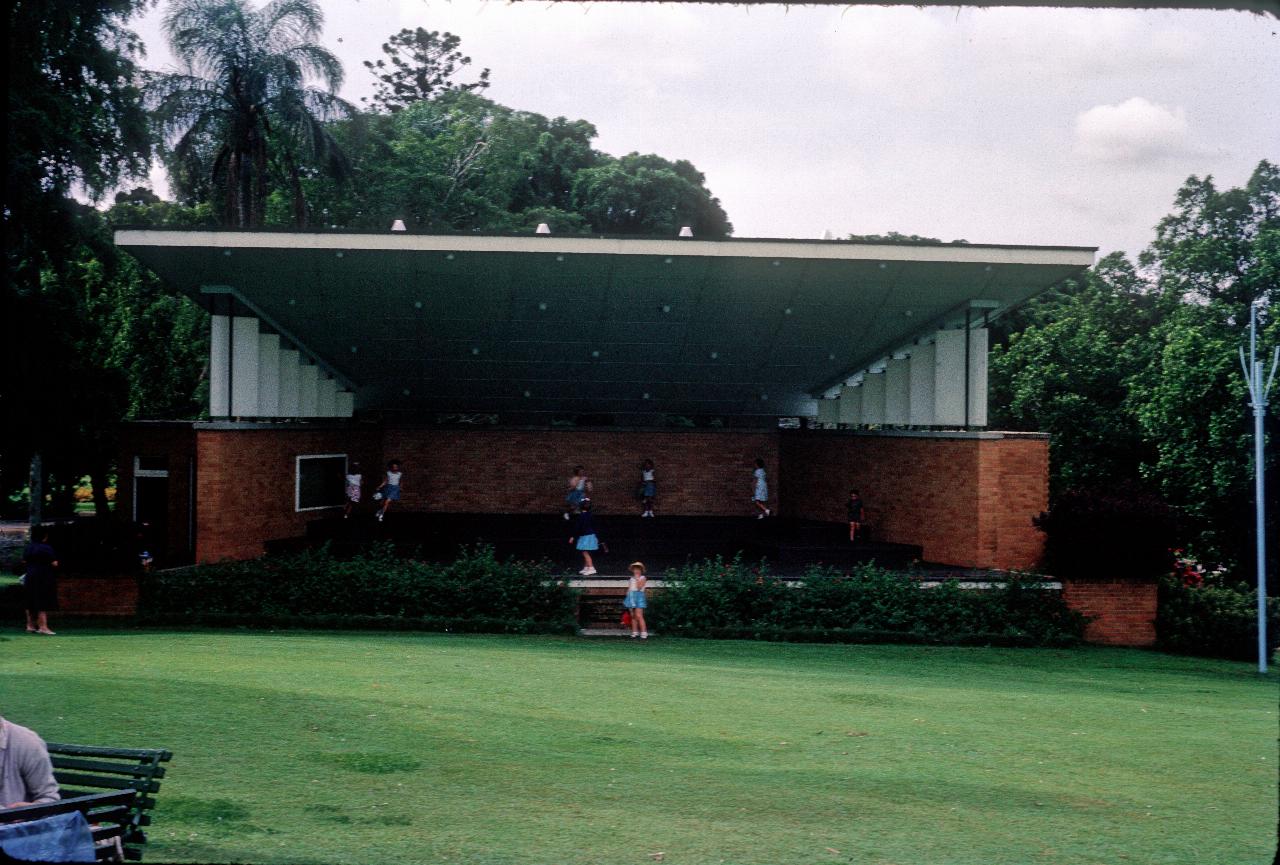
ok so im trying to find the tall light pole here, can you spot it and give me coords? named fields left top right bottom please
left=1239, top=299, right=1278, bottom=674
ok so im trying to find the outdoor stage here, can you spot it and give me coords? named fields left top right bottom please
left=284, top=512, right=923, bottom=577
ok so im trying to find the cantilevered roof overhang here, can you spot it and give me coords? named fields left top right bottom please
left=115, top=230, right=1095, bottom=419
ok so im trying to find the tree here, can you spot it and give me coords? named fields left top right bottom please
left=572, top=152, right=732, bottom=237
left=989, top=253, right=1159, bottom=494
left=363, top=28, right=490, bottom=114
left=3, top=0, right=153, bottom=518
left=147, top=0, right=354, bottom=228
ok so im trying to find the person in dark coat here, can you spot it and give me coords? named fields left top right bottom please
left=22, top=527, right=59, bottom=636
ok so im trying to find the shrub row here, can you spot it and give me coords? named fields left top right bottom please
left=137, top=543, right=578, bottom=631
left=650, top=556, right=1088, bottom=646
left=1156, top=576, right=1280, bottom=662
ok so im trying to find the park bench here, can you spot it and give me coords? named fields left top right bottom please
left=46, top=743, right=173, bottom=861
left=1, top=789, right=137, bottom=862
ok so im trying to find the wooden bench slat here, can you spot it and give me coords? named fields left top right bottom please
left=53, top=757, right=167, bottom=779
left=0, top=790, right=136, bottom=824
left=46, top=743, right=173, bottom=762
left=54, top=772, right=161, bottom=793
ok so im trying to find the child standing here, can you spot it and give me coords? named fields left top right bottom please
left=564, top=465, right=591, bottom=520
left=569, top=498, right=601, bottom=576
left=344, top=461, right=362, bottom=519
left=751, top=458, right=771, bottom=519
left=640, top=459, right=657, bottom=517
left=375, top=460, right=402, bottom=522
left=847, top=489, right=864, bottom=542
left=625, top=561, right=648, bottom=639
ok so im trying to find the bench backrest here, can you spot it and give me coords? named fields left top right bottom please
left=46, top=743, right=173, bottom=861
left=1, top=789, right=137, bottom=862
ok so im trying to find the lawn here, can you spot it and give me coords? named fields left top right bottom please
left=2, top=631, right=1276, bottom=865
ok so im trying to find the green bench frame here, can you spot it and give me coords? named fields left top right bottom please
left=46, top=743, right=173, bottom=861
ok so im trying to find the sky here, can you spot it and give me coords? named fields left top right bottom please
left=128, top=1, right=1280, bottom=259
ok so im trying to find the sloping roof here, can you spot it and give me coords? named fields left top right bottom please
left=115, top=229, right=1094, bottom=419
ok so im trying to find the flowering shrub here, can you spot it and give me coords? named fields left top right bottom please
left=1157, top=556, right=1280, bottom=661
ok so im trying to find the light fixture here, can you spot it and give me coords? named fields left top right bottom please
left=445, top=253, right=454, bottom=261
left=471, top=347, right=480, bottom=356
left=784, top=307, right=793, bottom=315
left=535, top=223, right=551, bottom=235
left=350, top=346, right=358, bottom=353
left=710, top=351, right=719, bottom=360
left=402, top=388, right=411, bottom=396
left=679, top=226, right=693, bottom=237
left=771, top=260, right=780, bottom=267
left=642, top=392, right=651, bottom=400
left=390, top=219, right=406, bottom=232
left=335, top=251, right=344, bottom=258
left=288, top=299, right=297, bottom=306
left=538, top=302, right=548, bottom=311
left=661, top=304, right=671, bottom=314
left=556, top=255, right=565, bottom=262
left=222, top=249, right=232, bottom=257
left=414, top=301, right=423, bottom=309
left=828, top=353, right=836, bottom=360
left=664, top=257, right=673, bottom=264
left=523, top=390, right=532, bottom=398
left=879, top=263, right=888, bottom=270
left=591, top=350, right=601, bottom=358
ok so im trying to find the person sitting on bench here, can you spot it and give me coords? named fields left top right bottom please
left=0, top=715, right=60, bottom=808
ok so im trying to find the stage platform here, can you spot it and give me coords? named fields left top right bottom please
left=274, top=512, right=924, bottom=577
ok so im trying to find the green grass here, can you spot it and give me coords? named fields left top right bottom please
left=2, top=631, right=1276, bottom=865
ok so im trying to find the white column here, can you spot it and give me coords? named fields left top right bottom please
left=315, top=375, right=338, bottom=417
left=860, top=372, right=886, bottom=425
left=298, top=363, right=319, bottom=416
left=335, top=391, right=355, bottom=418
left=934, top=329, right=966, bottom=426
left=837, top=384, right=861, bottom=425
left=209, top=315, right=230, bottom=417
left=278, top=349, right=301, bottom=416
left=231, top=316, right=260, bottom=417
left=257, top=334, right=281, bottom=417
left=884, top=358, right=910, bottom=426
left=817, top=398, right=839, bottom=425
left=968, top=328, right=989, bottom=427
left=909, top=342, right=936, bottom=426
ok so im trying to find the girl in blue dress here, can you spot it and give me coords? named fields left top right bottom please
left=625, top=561, right=648, bottom=639
left=569, top=498, right=601, bottom=576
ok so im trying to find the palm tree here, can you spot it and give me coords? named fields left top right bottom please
left=148, top=0, right=353, bottom=228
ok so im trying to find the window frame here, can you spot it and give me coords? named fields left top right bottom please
left=295, top=453, right=349, bottom=512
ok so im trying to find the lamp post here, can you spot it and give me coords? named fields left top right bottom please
left=1239, top=299, right=1279, bottom=674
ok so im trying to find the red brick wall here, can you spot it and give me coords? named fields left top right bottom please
left=779, top=432, right=1048, bottom=570
left=57, top=576, right=138, bottom=616
left=1062, top=579, right=1158, bottom=647
left=193, top=426, right=383, bottom=561
left=381, top=427, right=779, bottom=517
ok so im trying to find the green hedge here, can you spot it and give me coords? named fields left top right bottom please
left=649, top=556, right=1087, bottom=647
left=138, top=543, right=578, bottom=632
left=1156, top=576, right=1280, bottom=662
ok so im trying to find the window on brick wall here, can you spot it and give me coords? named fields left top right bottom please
left=296, top=454, right=347, bottom=511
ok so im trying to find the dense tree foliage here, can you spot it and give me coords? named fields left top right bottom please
left=3, top=0, right=155, bottom=515
left=990, top=160, right=1279, bottom=573
left=147, top=0, right=354, bottom=227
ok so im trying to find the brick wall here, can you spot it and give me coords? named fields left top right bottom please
left=779, top=431, right=1048, bottom=570
left=193, top=425, right=383, bottom=562
left=1061, top=579, right=1158, bottom=647
left=381, top=426, right=779, bottom=517
left=57, top=576, right=138, bottom=616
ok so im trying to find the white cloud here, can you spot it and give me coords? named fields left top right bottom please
left=1073, top=97, right=1190, bottom=163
